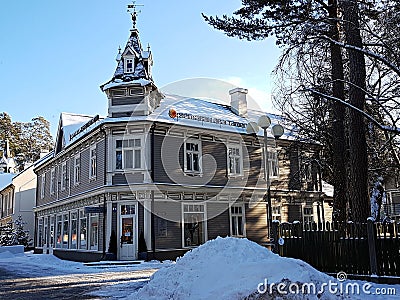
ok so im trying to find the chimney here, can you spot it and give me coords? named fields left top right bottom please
left=229, top=88, right=248, bottom=117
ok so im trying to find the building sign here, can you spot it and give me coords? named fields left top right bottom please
left=70, top=115, right=100, bottom=141
left=168, top=108, right=246, bottom=128
left=84, top=206, right=105, bottom=214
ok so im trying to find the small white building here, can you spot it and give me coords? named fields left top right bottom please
left=0, top=164, right=38, bottom=244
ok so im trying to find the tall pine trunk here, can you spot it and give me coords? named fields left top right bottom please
left=340, top=0, right=370, bottom=222
left=328, top=0, right=348, bottom=222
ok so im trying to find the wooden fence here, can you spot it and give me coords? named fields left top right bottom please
left=271, top=220, right=400, bottom=277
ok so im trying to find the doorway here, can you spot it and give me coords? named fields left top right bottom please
left=118, top=204, right=137, bottom=260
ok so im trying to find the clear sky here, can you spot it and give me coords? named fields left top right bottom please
left=0, top=0, right=280, bottom=137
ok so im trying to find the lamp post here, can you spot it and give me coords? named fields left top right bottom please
left=246, top=116, right=284, bottom=241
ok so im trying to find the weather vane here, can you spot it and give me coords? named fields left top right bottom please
left=127, top=1, right=144, bottom=28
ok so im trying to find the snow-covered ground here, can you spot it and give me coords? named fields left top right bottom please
left=1, top=238, right=399, bottom=299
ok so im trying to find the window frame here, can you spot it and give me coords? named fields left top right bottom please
left=40, top=173, right=45, bottom=199
left=227, top=143, right=243, bottom=177
left=181, top=203, right=207, bottom=248
left=124, top=56, right=135, bottom=73
left=184, top=139, right=202, bottom=175
left=229, top=204, right=246, bottom=237
left=61, top=162, right=67, bottom=191
left=50, top=168, right=56, bottom=195
left=74, top=154, right=81, bottom=186
left=267, top=150, right=279, bottom=179
left=89, top=144, right=97, bottom=180
left=115, top=137, right=144, bottom=171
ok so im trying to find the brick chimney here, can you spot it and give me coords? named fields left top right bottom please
left=229, top=88, right=248, bottom=117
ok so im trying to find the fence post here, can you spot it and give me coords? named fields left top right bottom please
left=271, top=220, right=280, bottom=254
left=367, top=218, right=378, bottom=275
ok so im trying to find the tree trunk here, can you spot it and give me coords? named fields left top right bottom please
left=340, top=0, right=370, bottom=222
left=328, top=0, right=348, bottom=222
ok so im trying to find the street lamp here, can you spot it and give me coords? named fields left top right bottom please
left=246, top=115, right=284, bottom=242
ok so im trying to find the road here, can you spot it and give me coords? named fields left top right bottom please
left=0, top=268, right=157, bottom=299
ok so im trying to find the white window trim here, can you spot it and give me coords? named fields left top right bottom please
left=302, top=205, right=314, bottom=224
left=268, top=149, right=279, bottom=179
left=89, top=144, right=97, bottom=180
left=227, top=143, right=244, bottom=177
left=50, top=168, right=55, bottom=195
left=114, top=136, right=145, bottom=171
left=229, top=203, right=246, bottom=237
left=40, top=174, right=45, bottom=199
left=184, top=139, right=202, bottom=175
left=61, top=162, right=67, bottom=191
left=74, top=154, right=81, bottom=186
left=181, top=203, right=207, bottom=248
left=124, top=56, right=135, bottom=73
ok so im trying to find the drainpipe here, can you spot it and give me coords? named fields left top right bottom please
left=150, top=122, right=156, bottom=260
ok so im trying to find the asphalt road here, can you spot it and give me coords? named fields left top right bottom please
left=0, top=268, right=157, bottom=300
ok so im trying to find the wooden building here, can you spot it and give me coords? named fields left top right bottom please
left=33, top=15, right=332, bottom=262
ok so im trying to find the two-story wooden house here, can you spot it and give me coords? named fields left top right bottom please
left=33, top=15, right=331, bottom=262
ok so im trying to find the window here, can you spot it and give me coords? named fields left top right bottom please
left=62, top=214, right=69, bottom=249
left=79, top=210, right=87, bottom=250
left=185, top=140, right=201, bottom=173
left=74, top=155, right=81, bottom=185
left=89, top=214, right=99, bottom=250
left=50, top=168, right=56, bottom=195
left=40, top=174, right=45, bottom=199
left=61, top=162, right=67, bottom=191
left=71, top=212, right=78, bottom=249
left=268, top=151, right=279, bottom=178
left=230, top=205, right=245, bottom=236
left=272, top=206, right=281, bottom=222
left=303, top=206, right=314, bottom=229
left=183, top=204, right=206, bottom=247
left=50, top=216, right=55, bottom=247
left=125, top=57, right=134, bottom=73
left=157, top=218, right=168, bottom=237
left=56, top=215, right=62, bottom=248
left=89, top=145, right=97, bottom=179
left=44, top=217, right=48, bottom=247
left=37, top=218, right=44, bottom=247
left=227, top=145, right=243, bottom=176
left=115, top=139, right=142, bottom=170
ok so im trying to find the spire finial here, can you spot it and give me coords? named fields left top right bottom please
left=127, top=1, right=144, bottom=29
left=147, top=43, right=151, bottom=52
left=116, top=46, right=122, bottom=62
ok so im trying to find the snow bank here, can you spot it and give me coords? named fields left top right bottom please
left=0, top=245, right=24, bottom=255
left=132, top=237, right=340, bottom=300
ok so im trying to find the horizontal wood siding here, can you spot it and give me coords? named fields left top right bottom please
left=138, top=202, right=144, bottom=234
left=36, top=139, right=106, bottom=207
left=207, top=202, right=230, bottom=240
left=111, top=96, right=143, bottom=106
left=244, top=145, right=264, bottom=187
left=154, top=201, right=182, bottom=249
left=245, top=202, right=268, bottom=244
left=112, top=173, right=144, bottom=185
left=202, top=141, right=228, bottom=186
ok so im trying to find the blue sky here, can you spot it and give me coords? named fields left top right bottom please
left=0, top=0, right=280, bottom=137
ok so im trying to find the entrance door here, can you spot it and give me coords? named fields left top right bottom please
left=120, top=215, right=135, bottom=260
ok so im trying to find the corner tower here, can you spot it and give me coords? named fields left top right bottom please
left=101, top=6, right=162, bottom=117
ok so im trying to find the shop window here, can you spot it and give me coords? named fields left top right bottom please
left=62, top=214, right=69, bottom=249
left=89, top=214, right=98, bottom=250
left=56, top=215, right=62, bottom=248
left=183, top=204, right=205, bottom=247
left=79, top=210, right=87, bottom=250
left=71, top=212, right=78, bottom=249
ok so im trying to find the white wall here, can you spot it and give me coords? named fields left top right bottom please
left=12, top=166, right=36, bottom=239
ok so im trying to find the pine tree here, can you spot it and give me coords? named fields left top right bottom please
left=13, top=215, right=32, bottom=248
left=0, top=221, right=14, bottom=246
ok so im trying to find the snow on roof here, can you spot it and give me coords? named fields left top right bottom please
left=103, top=94, right=293, bottom=139
left=60, top=113, right=104, bottom=149
left=133, top=236, right=337, bottom=299
left=101, top=78, right=151, bottom=91
left=0, top=173, right=15, bottom=191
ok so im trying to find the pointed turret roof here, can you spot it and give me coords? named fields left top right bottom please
left=100, top=28, right=153, bottom=91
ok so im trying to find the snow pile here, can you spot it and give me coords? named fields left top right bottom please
left=132, top=237, right=341, bottom=300
left=0, top=245, right=24, bottom=255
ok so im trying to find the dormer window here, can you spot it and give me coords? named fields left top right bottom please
left=125, top=57, right=134, bottom=73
